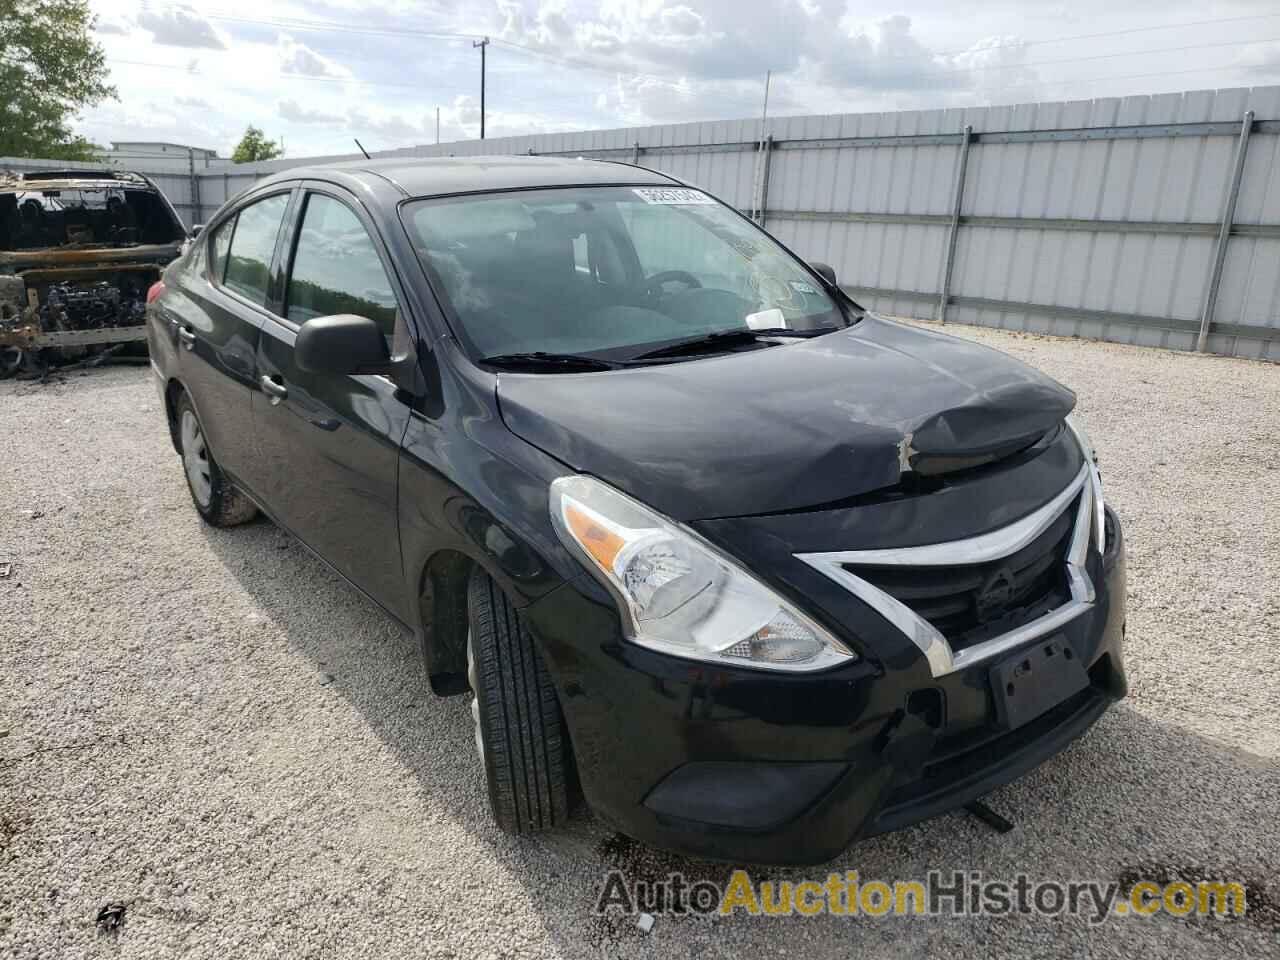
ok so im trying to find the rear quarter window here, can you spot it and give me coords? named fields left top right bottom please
left=210, top=218, right=233, bottom=283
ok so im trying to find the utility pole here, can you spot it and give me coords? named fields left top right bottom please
left=436, top=107, right=440, bottom=145
left=473, top=36, right=490, bottom=139
left=751, top=70, right=772, bottom=222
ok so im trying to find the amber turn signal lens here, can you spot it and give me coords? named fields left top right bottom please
left=563, top=502, right=625, bottom=570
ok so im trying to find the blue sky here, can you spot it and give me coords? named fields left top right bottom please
left=82, top=0, right=1280, bottom=157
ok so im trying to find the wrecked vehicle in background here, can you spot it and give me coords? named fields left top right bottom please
left=0, top=169, right=188, bottom=378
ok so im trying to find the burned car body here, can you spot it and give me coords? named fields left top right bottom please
left=0, top=170, right=187, bottom=377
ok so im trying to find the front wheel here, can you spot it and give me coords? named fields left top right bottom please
left=467, top=569, right=575, bottom=833
left=175, top=392, right=258, bottom=527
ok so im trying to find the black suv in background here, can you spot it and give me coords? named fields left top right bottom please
left=147, top=157, right=1126, bottom=865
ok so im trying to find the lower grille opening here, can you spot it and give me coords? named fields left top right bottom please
left=881, top=652, right=1119, bottom=816
left=843, top=495, right=1079, bottom=653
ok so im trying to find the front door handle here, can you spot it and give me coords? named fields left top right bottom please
left=176, top=326, right=196, bottom=349
left=259, top=375, right=288, bottom=405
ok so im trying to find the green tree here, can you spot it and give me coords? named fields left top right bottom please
left=0, top=0, right=116, bottom=160
left=231, top=126, right=284, bottom=163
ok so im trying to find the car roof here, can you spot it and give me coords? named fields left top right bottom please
left=261, top=155, right=680, bottom=198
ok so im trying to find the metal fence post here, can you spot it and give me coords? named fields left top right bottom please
left=187, top=150, right=201, bottom=228
left=937, top=125, right=974, bottom=323
left=758, top=135, right=774, bottom=227
left=1197, top=110, right=1254, bottom=352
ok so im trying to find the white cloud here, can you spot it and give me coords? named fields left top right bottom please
left=609, top=75, right=696, bottom=125
left=952, top=35, right=1038, bottom=99
left=278, top=99, right=346, bottom=124
left=136, top=6, right=228, bottom=50
left=424, top=94, right=582, bottom=143
left=95, top=14, right=131, bottom=36
left=278, top=35, right=353, bottom=79
left=1235, top=41, right=1280, bottom=78
left=348, top=106, right=423, bottom=141
left=575, top=22, right=622, bottom=54
left=659, top=6, right=704, bottom=36
left=809, top=15, right=954, bottom=91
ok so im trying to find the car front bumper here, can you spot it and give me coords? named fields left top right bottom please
left=526, top=506, right=1126, bottom=866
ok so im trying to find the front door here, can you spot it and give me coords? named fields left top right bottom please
left=251, top=185, right=415, bottom=623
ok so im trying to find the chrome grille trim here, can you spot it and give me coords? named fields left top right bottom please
left=797, top=462, right=1095, bottom=678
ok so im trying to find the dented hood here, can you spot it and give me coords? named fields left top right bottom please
left=496, top=316, right=1076, bottom=521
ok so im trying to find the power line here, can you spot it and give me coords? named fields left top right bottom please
left=119, top=0, right=1280, bottom=109
left=128, top=3, right=682, bottom=88
left=13, top=35, right=1274, bottom=109
left=93, top=33, right=1280, bottom=97
left=903, top=11, right=1280, bottom=61
left=92, top=56, right=608, bottom=114
left=947, top=36, right=1278, bottom=77
left=94, top=56, right=556, bottom=108
left=85, top=4, right=1280, bottom=137
left=96, top=53, right=1275, bottom=122
left=137, top=3, right=478, bottom=43
left=964, top=62, right=1275, bottom=95
left=131, top=1, right=1280, bottom=71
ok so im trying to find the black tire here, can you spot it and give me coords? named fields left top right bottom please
left=0, top=346, right=22, bottom=380
left=175, top=391, right=258, bottom=527
left=467, top=569, right=575, bottom=833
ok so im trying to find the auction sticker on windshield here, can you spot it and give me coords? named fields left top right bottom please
left=632, top=187, right=717, bottom=204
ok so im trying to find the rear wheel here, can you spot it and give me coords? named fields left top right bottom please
left=175, top=392, right=258, bottom=527
left=0, top=346, right=24, bottom=379
left=466, top=569, right=575, bottom=833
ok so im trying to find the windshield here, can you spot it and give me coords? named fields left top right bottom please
left=402, top=185, right=850, bottom=362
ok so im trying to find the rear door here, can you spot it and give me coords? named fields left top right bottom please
left=251, top=182, right=416, bottom=623
left=169, top=187, right=295, bottom=490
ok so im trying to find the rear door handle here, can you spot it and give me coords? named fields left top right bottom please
left=260, top=375, right=288, bottom=404
left=176, top=326, right=196, bottom=349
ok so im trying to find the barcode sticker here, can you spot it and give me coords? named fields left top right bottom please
left=631, top=187, right=716, bottom=205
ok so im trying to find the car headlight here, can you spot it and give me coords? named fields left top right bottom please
left=1066, top=412, right=1105, bottom=547
left=549, top=475, right=855, bottom=672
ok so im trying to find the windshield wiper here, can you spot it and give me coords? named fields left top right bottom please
left=479, top=351, right=620, bottom=372
left=627, top=326, right=837, bottom=362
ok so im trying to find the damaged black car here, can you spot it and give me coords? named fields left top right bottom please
left=0, top=169, right=188, bottom=378
left=148, top=157, right=1126, bottom=865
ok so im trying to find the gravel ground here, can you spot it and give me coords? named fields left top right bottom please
left=2, top=325, right=1278, bottom=959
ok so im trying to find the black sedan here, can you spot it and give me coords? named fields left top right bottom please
left=147, top=156, right=1126, bottom=865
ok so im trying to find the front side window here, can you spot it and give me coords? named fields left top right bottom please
left=402, top=186, right=847, bottom=362
left=285, top=194, right=400, bottom=342
left=223, top=193, right=290, bottom=305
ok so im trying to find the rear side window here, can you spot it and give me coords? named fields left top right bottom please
left=285, top=193, right=399, bottom=338
left=209, top=219, right=233, bottom=282
left=223, top=193, right=290, bottom=305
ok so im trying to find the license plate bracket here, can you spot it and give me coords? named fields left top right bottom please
left=990, top=636, right=1089, bottom=730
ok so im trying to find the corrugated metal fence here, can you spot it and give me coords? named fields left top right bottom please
left=7, top=84, right=1280, bottom=360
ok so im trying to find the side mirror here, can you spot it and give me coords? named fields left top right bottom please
left=295, top=314, right=390, bottom=375
left=191, top=223, right=205, bottom=238
left=810, top=262, right=837, bottom=287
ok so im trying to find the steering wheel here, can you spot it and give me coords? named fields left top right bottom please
left=644, top=270, right=702, bottom=298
